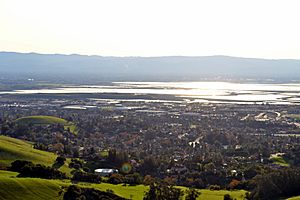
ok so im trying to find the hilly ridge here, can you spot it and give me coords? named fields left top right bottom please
left=1, top=52, right=300, bottom=82
left=15, top=116, right=78, bottom=134
left=0, top=135, right=71, bottom=174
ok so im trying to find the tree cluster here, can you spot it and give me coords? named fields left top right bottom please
left=10, top=160, right=66, bottom=179
left=143, top=183, right=183, bottom=200
left=250, top=168, right=300, bottom=200
left=63, top=185, right=127, bottom=200
left=71, top=171, right=102, bottom=183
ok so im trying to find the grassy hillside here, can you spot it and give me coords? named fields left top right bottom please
left=289, top=196, right=300, bottom=200
left=15, top=116, right=68, bottom=125
left=15, top=115, right=77, bottom=134
left=0, top=175, right=68, bottom=200
left=0, top=136, right=247, bottom=199
left=0, top=169, right=247, bottom=200
left=0, top=170, right=18, bottom=178
left=0, top=135, right=71, bottom=175
left=288, top=196, right=300, bottom=200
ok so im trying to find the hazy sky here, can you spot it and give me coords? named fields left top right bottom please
left=1, top=0, right=300, bottom=58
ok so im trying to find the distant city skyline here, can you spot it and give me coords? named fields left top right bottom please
left=1, top=0, right=300, bottom=59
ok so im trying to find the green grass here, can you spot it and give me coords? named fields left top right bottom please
left=15, top=115, right=78, bottom=134
left=0, top=170, right=18, bottom=178
left=0, top=135, right=71, bottom=175
left=15, top=116, right=68, bottom=125
left=0, top=169, right=247, bottom=200
left=99, top=150, right=109, bottom=157
left=196, top=189, right=247, bottom=200
left=289, top=196, right=300, bottom=200
left=0, top=176, right=68, bottom=200
left=270, top=155, right=290, bottom=167
left=89, top=183, right=147, bottom=199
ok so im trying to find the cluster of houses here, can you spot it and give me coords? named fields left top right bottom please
left=1, top=96, right=299, bottom=182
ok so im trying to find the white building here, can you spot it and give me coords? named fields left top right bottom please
left=94, top=168, right=118, bottom=176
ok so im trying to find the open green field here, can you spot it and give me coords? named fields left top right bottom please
left=0, top=175, right=69, bottom=200
left=15, top=115, right=77, bottom=134
left=270, top=154, right=290, bottom=167
left=0, top=135, right=71, bottom=175
left=0, top=172, right=247, bottom=200
left=71, top=183, right=247, bottom=200
left=196, top=189, right=246, bottom=200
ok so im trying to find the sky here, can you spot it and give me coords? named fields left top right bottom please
left=0, top=0, right=300, bottom=59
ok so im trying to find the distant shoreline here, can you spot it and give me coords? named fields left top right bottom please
left=0, top=81, right=299, bottom=105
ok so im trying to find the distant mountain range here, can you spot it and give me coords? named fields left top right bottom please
left=0, top=52, right=300, bottom=82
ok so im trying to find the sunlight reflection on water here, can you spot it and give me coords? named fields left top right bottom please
left=1, top=82, right=300, bottom=104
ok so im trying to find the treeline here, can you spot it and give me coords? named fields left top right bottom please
left=63, top=185, right=127, bottom=200
left=10, top=160, right=66, bottom=179
left=143, top=183, right=201, bottom=200
left=72, top=171, right=102, bottom=183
